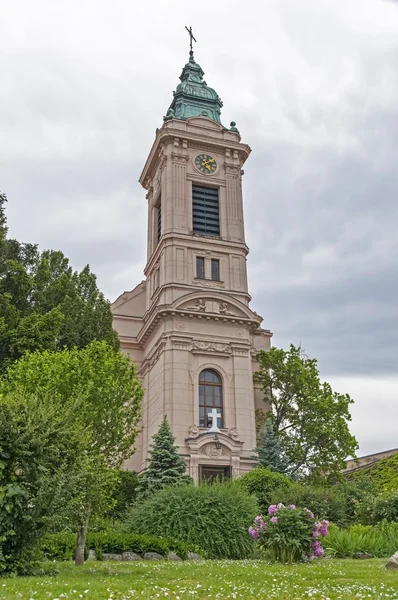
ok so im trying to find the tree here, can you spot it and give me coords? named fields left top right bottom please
left=254, top=345, right=358, bottom=480
left=0, top=388, right=91, bottom=573
left=254, top=417, right=290, bottom=474
left=138, top=416, right=192, bottom=498
left=1, top=341, right=143, bottom=565
left=0, top=192, right=119, bottom=373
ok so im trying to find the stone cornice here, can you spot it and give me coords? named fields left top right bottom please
left=137, top=305, right=261, bottom=346
left=140, top=126, right=251, bottom=189
left=144, top=233, right=249, bottom=276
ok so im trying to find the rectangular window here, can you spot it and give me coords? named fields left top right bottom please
left=196, top=256, right=205, bottom=279
left=192, top=185, right=220, bottom=236
left=157, top=197, right=162, bottom=243
left=211, top=259, right=220, bottom=281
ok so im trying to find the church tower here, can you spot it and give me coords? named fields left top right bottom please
left=112, top=38, right=272, bottom=481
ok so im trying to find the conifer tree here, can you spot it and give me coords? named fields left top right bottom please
left=254, top=417, right=290, bottom=474
left=138, top=415, right=192, bottom=498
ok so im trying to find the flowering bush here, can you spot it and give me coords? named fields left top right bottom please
left=249, top=503, right=329, bottom=562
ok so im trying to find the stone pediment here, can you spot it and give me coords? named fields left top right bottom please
left=186, top=116, right=224, bottom=130
left=174, top=293, right=260, bottom=321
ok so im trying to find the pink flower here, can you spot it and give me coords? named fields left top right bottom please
left=289, top=504, right=296, bottom=509
left=268, top=505, right=278, bottom=515
left=255, top=516, right=266, bottom=530
left=313, top=529, right=319, bottom=539
left=248, top=526, right=259, bottom=539
left=270, top=516, right=278, bottom=524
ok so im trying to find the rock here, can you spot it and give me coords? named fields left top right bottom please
left=386, top=552, right=398, bottom=570
left=186, top=552, right=202, bottom=561
left=166, top=552, right=182, bottom=561
left=122, top=552, right=142, bottom=561
left=354, top=552, right=374, bottom=560
left=103, top=553, right=123, bottom=561
left=143, top=552, right=164, bottom=560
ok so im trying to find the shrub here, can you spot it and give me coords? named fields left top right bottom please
left=107, top=470, right=139, bottom=518
left=325, top=521, right=398, bottom=558
left=40, top=531, right=204, bottom=561
left=283, top=484, right=348, bottom=526
left=372, top=493, right=398, bottom=523
left=249, top=503, right=329, bottom=562
left=237, top=467, right=294, bottom=512
left=124, top=482, right=258, bottom=559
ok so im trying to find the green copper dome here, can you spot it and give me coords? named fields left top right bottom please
left=163, top=51, right=223, bottom=125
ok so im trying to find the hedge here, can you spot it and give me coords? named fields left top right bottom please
left=40, top=531, right=205, bottom=561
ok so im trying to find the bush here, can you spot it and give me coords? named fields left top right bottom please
left=238, top=468, right=376, bottom=527
left=107, top=470, right=139, bottom=518
left=124, top=482, right=258, bottom=559
left=40, top=531, right=204, bottom=561
left=249, top=503, right=329, bottom=562
left=325, top=521, right=398, bottom=558
left=372, top=493, right=398, bottom=523
left=237, top=467, right=294, bottom=512
left=283, top=484, right=350, bottom=526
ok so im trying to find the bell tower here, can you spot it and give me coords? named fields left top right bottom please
left=112, top=38, right=272, bottom=481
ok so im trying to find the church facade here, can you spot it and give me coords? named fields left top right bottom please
left=112, top=47, right=272, bottom=482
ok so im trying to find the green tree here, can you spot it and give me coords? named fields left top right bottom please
left=254, top=417, right=290, bottom=474
left=0, top=192, right=118, bottom=373
left=254, top=345, right=358, bottom=479
left=1, top=341, right=143, bottom=565
left=0, top=389, right=91, bottom=573
left=138, top=416, right=192, bottom=498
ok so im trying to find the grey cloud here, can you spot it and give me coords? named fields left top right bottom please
left=2, top=0, right=398, bottom=454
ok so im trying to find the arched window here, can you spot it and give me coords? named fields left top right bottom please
left=199, top=369, right=223, bottom=428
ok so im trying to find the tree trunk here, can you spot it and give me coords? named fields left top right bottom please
left=75, top=513, right=90, bottom=566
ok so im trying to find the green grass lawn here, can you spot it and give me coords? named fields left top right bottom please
left=1, top=559, right=397, bottom=599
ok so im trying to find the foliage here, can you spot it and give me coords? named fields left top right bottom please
left=1, top=341, right=143, bottom=466
left=137, top=416, right=192, bottom=498
left=0, top=192, right=118, bottom=373
left=353, top=453, right=398, bottom=494
left=253, top=417, right=290, bottom=474
left=0, top=342, right=143, bottom=568
left=1, top=559, right=398, bottom=600
left=125, top=482, right=258, bottom=559
left=0, top=389, right=91, bottom=573
left=325, top=521, right=398, bottom=558
left=107, top=470, right=140, bottom=519
left=40, top=531, right=204, bottom=561
left=249, top=504, right=329, bottom=562
left=254, top=345, right=358, bottom=479
left=371, top=493, right=398, bottom=524
left=236, top=467, right=294, bottom=512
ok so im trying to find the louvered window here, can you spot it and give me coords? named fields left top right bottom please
left=192, top=186, right=220, bottom=236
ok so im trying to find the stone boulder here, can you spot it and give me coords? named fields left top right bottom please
left=166, top=552, right=182, bottom=561
left=354, top=552, right=373, bottom=559
left=143, top=552, right=164, bottom=560
left=103, top=553, right=123, bottom=561
left=386, top=552, right=398, bottom=570
left=122, top=552, right=142, bottom=561
left=186, top=552, right=202, bottom=561
left=86, top=549, right=96, bottom=561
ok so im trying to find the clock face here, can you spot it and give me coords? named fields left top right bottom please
left=195, top=153, right=217, bottom=174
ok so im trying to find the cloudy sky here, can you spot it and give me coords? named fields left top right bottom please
left=1, top=0, right=398, bottom=456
